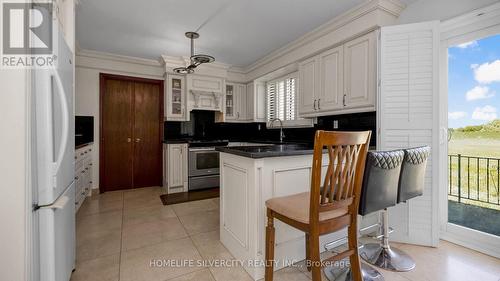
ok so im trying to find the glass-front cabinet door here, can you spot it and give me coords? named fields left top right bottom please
left=225, top=83, right=236, bottom=120
left=166, top=74, right=187, bottom=121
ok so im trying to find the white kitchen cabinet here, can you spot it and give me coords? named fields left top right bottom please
left=298, top=56, right=319, bottom=115
left=225, top=82, right=248, bottom=122
left=298, top=31, right=377, bottom=117
left=246, top=81, right=267, bottom=123
left=318, top=46, right=344, bottom=112
left=343, top=31, right=376, bottom=110
left=225, top=83, right=237, bottom=120
left=237, top=84, right=247, bottom=120
left=164, top=143, right=188, bottom=193
left=165, top=74, right=188, bottom=121
left=75, top=144, right=93, bottom=212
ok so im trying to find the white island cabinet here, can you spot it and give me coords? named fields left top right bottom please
left=219, top=151, right=346, bottom=280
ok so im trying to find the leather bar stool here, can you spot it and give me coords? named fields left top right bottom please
left=324, top=150, right=404, bottom=281
left=360, top=146, right=430, bottom=272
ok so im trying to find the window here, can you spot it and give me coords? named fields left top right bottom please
left=267, top=73, right=297, bottom=122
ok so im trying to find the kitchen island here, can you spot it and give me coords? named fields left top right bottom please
left=216, top=144, right=348, bottom=280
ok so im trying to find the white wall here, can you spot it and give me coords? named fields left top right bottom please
left=75, top=51, right=164, bottom=190
left=398, top=0, right=499, bottom=24
left=0, top=69, right=29, bottom=281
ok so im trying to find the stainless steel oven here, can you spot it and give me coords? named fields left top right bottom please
left=188, top=147, right=220, bottom=190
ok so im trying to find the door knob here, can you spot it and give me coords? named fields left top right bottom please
left=135, top=138, right=141, bottom=143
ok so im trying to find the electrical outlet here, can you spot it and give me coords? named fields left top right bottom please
left=333, top=120, right=339, bottom=129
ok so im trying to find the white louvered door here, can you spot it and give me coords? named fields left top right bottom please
left=379, top=21, right=440, bottom=247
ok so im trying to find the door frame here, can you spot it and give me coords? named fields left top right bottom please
left=99, top=73, right=164, bottom=193
left=439, top=3, right=500, bottom=258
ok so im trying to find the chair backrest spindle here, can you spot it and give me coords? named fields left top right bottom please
left=309, top=131, right=372, bottom=223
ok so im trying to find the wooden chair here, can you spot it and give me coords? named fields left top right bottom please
left=264, top=130, right=372, bottom=281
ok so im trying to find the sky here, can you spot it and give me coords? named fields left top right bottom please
left=448, top=34, right=500, bottom=128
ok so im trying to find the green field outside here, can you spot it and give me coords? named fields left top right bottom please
left=448, top=129, right=500, bottom=210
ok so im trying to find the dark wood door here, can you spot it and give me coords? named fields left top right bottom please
left=133, top=82, right=162, bottom=188
left=100, top=74, right=163, bottom=192
left=101, top=78, right=134, bottom=191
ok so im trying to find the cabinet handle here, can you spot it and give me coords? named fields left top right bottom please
left=318, top=99, right=321, bottom=110
left=127, top=138, right=131, bottom=143
left=313, top=100, right=317, bottom=110
left=343, top=94, right=346, bottom=107
left=237, top=112, right=240, bottom=119
left=135, top=138, right=141, bottom=143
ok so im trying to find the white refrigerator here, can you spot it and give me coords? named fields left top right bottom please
left=31, top=27, right=76, bottom=281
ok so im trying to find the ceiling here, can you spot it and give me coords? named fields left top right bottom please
left=76, top=0, right=414, bottom=67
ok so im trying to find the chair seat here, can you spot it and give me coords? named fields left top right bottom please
left=265, top=192, right=348, bottom=224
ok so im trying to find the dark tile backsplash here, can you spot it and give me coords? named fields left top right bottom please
left=165, top=110, right=376, bottom=146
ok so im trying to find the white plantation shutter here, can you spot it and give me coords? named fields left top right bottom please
left=267, top=73, right=298, bottom=122
left=379, top=21, right=439, bottom=247
left=286, top=78, right=296, bottom=121
left=277, top=80, right=285, bottom=120
left=267, top=83, right=276, bottom=120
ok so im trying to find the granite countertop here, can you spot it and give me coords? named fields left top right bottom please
left=216, top=144, right=315, bottom=159
left=163, top=139, right=191, bottom=144
left=216, top=144, right=377, bottom=159
left=76, top=142, right=94, bottom=149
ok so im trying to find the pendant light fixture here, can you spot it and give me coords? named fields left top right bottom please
left=173, top=32, right=215, bottom=74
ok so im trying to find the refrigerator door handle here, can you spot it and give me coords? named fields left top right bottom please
left=51, top=68, right=69, bottom=182
left=34, top=195, right=70, bottom=210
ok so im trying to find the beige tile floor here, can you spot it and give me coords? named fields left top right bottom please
left=71, top=186, right=500, bottom=281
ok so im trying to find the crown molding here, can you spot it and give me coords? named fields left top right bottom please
left=77, top=49, right=162, bottom=67
left=76, top=0, right=404, bottom=83
left=242, top=0, right=405, bottom=74
left=440, top=1, right=500, bottom=36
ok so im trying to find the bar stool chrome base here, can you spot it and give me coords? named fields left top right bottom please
left=359, top=243, right=415, bottom=272
left=324, top=261, right=384, bottom=281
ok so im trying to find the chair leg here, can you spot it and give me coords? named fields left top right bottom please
left=305, top=233, right=311, bottom=272
left=348, top=215, right=362, bottom=281
left=265, top=209, right=275, bottom=281
left=309, top=232, right=321, bottom=281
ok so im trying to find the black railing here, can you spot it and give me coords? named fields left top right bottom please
left=449, top=154, right=500, bottom=208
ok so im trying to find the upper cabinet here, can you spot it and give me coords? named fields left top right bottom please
left=246, top=82, right=267, bottom=123
left=225, top=81, right=266, bottom=123
left=318, top=46, right=344, bottom=112
left=225, top=83, right=236, bottom=120
left=343, top=32, right=376, bottom=110
left=225, top=83, right=248, bottom=122
left=298, top=56, right=319, bottom=115
left=298, top=31, right=377, bottom=117
left=165, top=74, right=188, bottom=121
